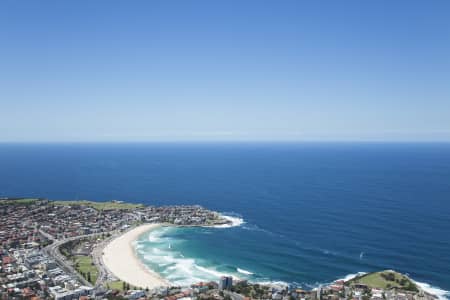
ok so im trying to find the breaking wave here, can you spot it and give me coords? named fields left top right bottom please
left=413, top=280, right=449, bottom=300
left=255, top=280, right=289, bottom=287
left=139, top=248, right=236, bottom=286
left=237, top=268, right=254, bottom=275
left=136, top=226, right=449, bottom=299
left=212, top=214, right=245, bottom=228
left=136, top=227, right=241, bottom=286
left=336, top=272, right=449, bottom=300
left=336, top=272, right=367, bottom=282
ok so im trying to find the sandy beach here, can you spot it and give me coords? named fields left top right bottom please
left=102, top=223, right=170, bottom=289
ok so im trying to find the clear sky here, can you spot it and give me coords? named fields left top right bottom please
left=1, top=0, right=449, bottom=142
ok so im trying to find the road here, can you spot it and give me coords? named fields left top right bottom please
left=90, top=226, right=143, bottom=286
left=38, top=229, right=55, bottom=242
left=90, top=232, right=119, bottom=286
left=42, top=232, right=106, bottom=288
left=224, top=290, right=246, bottom=300
left=90, top=225, right=149, bottom=286
left=40, top=225, right=157, bottom=290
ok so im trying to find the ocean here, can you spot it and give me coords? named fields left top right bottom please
left=0, top=143, right=449, bottom=298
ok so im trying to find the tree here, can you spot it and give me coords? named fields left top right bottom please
left=87, top=272, right=91, bottom=283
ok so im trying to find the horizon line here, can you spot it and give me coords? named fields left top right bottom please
left=1, top=140, right=450, bottom=144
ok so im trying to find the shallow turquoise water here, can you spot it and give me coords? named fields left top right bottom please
left=1, top=143, right=449, bottom=298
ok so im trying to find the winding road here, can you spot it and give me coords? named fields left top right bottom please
left=41, top=230, right=106, bottom=288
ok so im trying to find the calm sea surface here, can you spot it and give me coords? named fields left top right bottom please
left=1, top=143, right=449, bottom=296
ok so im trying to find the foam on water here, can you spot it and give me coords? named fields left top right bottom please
left=413, top=280, right=450, bottom=300
left=147, top=226, right=171, bottom=242
left=195, top=265, right=234, bottom=279
left=213, top=215, right=245, bottom=228
left=4, top=143, right=450, bottom=292
left=134, top=215, right=248, bottom=286
left=255, top=280, right=289, bottom=288
left=136, top=225, right=449, bottom=298
left=137, top=227, right=243, bottom=286
left=237, top=268, right=254, bottom=275
left=336, top=273, right=449, bottom=300
left=337, top=272, right=367, bottom=282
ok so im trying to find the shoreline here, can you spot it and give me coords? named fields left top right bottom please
left=101, top=215, right=243, bottom=289
left=102, top=223, right=170, bottom=289
left=101, top=220, right=447, bottom=300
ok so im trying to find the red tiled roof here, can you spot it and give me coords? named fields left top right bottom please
left=2, top=256, right=14, bottom=264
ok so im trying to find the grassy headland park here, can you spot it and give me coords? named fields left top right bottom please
left=0, top=197, right=441, bottom=300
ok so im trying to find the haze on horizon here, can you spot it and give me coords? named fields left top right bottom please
left=1, top=1, right=449, bottom=143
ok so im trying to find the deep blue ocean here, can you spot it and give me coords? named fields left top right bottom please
left=1, top=143, right=449, bottom=297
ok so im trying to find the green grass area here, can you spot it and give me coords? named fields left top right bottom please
left=106, top=280, right=127, bottom=291
left=349, top=271, right=418, bottom=291
left=73, top=255, right=98, bottom=284
left=52, top=200, right=144, bottom=210
left=232, top=283, right=270, bottom=298
left=0, top=198, right=40, bottom=205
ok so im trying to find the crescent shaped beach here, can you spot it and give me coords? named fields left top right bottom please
left=102, top=224, right=170, bottom=289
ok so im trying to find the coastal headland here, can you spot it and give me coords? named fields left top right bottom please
left=0, top=197, right=445, bottom=300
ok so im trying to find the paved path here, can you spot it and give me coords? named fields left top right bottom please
left=42, top=231, right=106, bottom=288
left=91, top=232, right=120, bottom=286
left=224, top=290, right=246, bottom=300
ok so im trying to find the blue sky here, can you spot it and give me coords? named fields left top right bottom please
left=1, top=0, right=449, bottom=142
